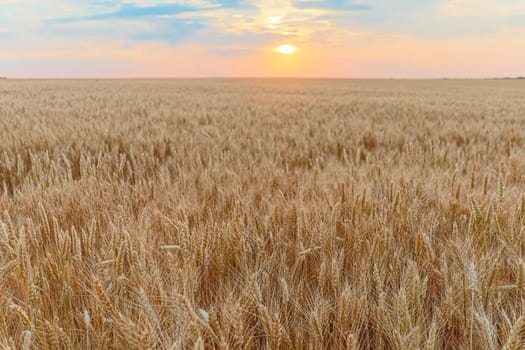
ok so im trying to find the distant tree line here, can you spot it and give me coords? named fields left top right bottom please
left=491, top=77, right=525, bottom=80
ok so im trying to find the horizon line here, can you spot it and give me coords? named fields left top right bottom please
left=2, top=76, right=524, bottom=80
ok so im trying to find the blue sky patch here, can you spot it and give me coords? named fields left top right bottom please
left=53, top=3, right=200, bottom=22
left=131, top=20, right=206, bottom=46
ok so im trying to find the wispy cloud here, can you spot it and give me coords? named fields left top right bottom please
left=53, top=3, right=205, bottom=22
left=294, top=0, right=372, bottom=11
left=441, top=0, right=525, bottom=18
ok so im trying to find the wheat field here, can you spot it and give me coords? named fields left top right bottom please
left=1, top=79, right=525, bottom=349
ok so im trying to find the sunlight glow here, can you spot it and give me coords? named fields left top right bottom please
left=276, top=44, right=296, bottom=55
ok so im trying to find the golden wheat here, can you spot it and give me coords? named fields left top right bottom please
left=0, top=79, right=524, bottom=349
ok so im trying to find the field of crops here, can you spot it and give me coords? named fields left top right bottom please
left=1, top=79, right=525, bottom=349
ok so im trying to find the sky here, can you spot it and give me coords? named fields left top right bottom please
left=1, top=0, right=524, bottom=78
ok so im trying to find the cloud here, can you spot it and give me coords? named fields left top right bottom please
left=441, top=0, right=525, bottom=18
left=193, top=29, right=288, bottom=47
left=41, top=2, right=222, bottom=48
left=52, top=3, right=203, bottom=22
left=294, top=0, right=371, bottom=11
left=41, top=0, right=253, bottom=47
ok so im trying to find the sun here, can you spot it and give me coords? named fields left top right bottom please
left=276, top=44, right=297, bottom=55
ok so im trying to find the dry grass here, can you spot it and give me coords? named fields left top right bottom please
left=0, top=78, right=525, bottom=349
